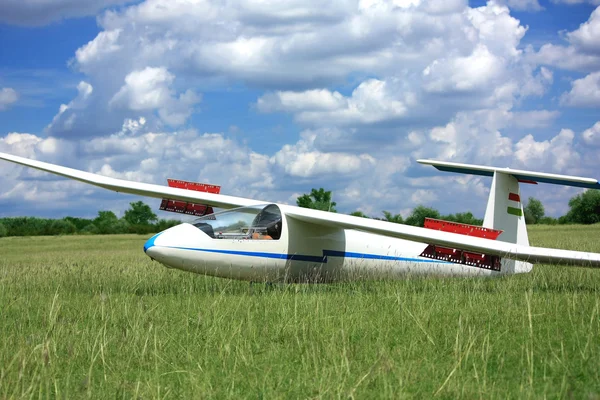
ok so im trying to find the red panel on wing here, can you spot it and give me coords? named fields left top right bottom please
left=160, top=179, right=221, bottom=217
left=424, top=218, right=502, bottom=239
left=421, top=218, right=503, bottom=271
left=166, top=179, right=221, bottom=194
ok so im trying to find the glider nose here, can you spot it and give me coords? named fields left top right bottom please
left=143, top=223, right=203, bottom=262
left=144, top=226, right=178, bottom=262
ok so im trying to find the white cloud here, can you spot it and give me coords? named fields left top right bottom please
left=531, top=43, right=600, bottom=72
left=514, top=129, right=580, bottom=172
left=560, top=71, right=600, bottom=107
left=75, top=30, right=123, bottom=65
left=270, top=130, right=376, bottom=178
left=0, top=88, right=18, bottom=111
left=258, top=79, right=410, bottom=125
left=109, top=67, right=200, bottom=125
left=45, top=81, right=94, bottom=135
left=0, top=0, right=130, bottom=26
left=530, top=6, right=600, bottom=71
left=566, top=6, right=600, bottom=55
left=257, top=89, right=346, bottom=113
left=582, top=121, right=600, bottom=146
left=509, top=110, right=560, bottom=128
left=422, top=45, right=505, bottom=93
left=498, top=0, right=543, bottom=11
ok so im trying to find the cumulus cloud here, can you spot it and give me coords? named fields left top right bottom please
left=530, top=6, right=600, bottom=71
left=513, top=129, right=580, bottom=172
left=566, top=6, right=600, bottom=55
left=509, top=110, right=560, bottom=128
left=498, top=0, right=543, bottom=11
left=109, top=67, right=200, bottom=125
left=560, top=71, right=600, bottom=107
left=45, top=81, right=94, bottom=135
left=270, top=130, right=376, bottom=178
left=258, top=79, right=410, bottom=125
left=0, top=0, right=130, bottom=26
left=0, top=88, right=18, bottom=111
left=582, top=121, right=600, bottom=146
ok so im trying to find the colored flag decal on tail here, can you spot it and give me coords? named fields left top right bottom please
left=507, top=192, right=523, bottom=216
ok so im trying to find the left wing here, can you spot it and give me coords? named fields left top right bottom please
left=281, top=205, right=600, bottom=268
left=0, top=152, right=263, bottom=210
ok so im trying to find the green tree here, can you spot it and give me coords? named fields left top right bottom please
left=524, top=197, right=545, bottom=224
left=124, top=201, right=158, bottom=226
left=405, top=206, right=440, bottom=227
left=0, top=222, right=7, bottom=238
left=350, top=211, right=370, bottom=218
left=297, top=188, right=337, bottom=212
left=94, top=211, right=119, bottom=234
left=382, top=211, right=403, bottom=224
left=443, top=212, right=483, bottom=226
left=564, top=190, right=600, bottom=224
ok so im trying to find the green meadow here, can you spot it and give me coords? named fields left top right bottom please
left=0, top=225, right=599, bottom=399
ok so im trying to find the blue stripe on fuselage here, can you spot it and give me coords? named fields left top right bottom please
left=159, top=246, right=451, bottom=264
left=144, top=232, right=162, bottom=253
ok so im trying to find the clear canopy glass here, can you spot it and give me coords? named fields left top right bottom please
left=191, top=204, right=282, bottom=240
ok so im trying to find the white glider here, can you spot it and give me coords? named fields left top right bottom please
left=1, top=152, right=599, bottom=282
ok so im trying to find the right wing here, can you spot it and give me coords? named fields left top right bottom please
left=0, top=152, right=263, bottom=210
left=282, top=205, right=600, bottom=268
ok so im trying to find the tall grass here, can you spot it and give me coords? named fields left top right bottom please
left=0, top=225, right=599, bottom=398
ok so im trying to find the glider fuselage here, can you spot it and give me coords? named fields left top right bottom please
left=143, top=204, right=520, bottom=282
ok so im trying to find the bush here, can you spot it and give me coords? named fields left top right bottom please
left=64, top=216, right=94, bottom=231
left=155, top=219, right=181, bottom=232
left=49, top=219, right=77, bottom=235
left=538, top=216, right=558, bottom=225
left=80, top=224, right=99, bottom=234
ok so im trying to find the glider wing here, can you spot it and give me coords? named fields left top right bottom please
left=0, top=152, right=262, bottom=210
left=282, top=205, right=600, bottom=268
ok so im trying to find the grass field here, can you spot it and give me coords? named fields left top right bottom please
left=1, top=225, right=599, bottom=399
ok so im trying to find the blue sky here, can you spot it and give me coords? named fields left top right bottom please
left=0, top=0, right=599, bottom=220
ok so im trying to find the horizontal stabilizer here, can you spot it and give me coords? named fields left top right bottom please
left=418, top=159, right=600, bottom=189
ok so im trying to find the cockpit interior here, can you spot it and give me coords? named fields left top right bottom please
left=192, top=204, right=282, bottom=240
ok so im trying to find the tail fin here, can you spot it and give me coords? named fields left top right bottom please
left=482, top=171, right=531, bottom=273
left=417, top=159, right=600, bottom=272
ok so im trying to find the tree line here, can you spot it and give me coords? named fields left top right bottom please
left=0, top=201, right=180, bottom=238
left=0, top=189, right=598, bottom=238
left=297, top=188, right=600, bottom=226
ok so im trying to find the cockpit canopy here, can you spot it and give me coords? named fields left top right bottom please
left=192, top=204, right=282, bottom=240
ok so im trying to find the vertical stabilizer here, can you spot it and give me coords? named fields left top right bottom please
left=483, top=172, right=532, bottom=273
